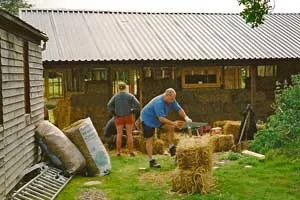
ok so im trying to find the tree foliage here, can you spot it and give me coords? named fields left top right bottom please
left=0, top=0, right=31, bottom=15
left=239, top=0, right=273, bottom=28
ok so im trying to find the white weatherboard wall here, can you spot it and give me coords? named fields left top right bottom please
left=0, top=28, right=44, bottom=199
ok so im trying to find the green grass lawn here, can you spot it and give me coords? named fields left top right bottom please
left=56, top=151, right=300, bottom=200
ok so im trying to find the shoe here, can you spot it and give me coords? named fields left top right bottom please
left=129, top=152, right=136, bottom=157
left=149, top=159, right=161, bottom=168
left=169, top=145, right=176, bottom=157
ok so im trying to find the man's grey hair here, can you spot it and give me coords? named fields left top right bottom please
left=164, top=88, right=176, bottom=96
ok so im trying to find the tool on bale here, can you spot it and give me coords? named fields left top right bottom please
left=234, top=104, right=257, bottom=152
left=181, top=122, right=208, bottom=137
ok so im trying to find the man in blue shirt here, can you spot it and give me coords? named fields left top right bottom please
left=141, top=88, right=192, bottom=168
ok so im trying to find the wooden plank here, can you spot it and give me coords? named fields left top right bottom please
left=30, top=97, right=44, bottom=106
left=30, top=114, right=44, bottom=123
left=242, top=150, right=265, bottom=160
left=29, top=80, right=44, bottom=87
left=0, top=48, right=23, bottom=60
left=2, top=95, right=24, bottom=106
left=4, top=138, right=21, bottom=158
left=250, top=65, right=257, bottom=108
left=1, top=74, right=24, bottom=83
left=29, top=67, right=43, bottom=75
left=1, top=88, right=24, bottom=98
left=29, top=61, right=43, bottom=68
left=28, top=49, right=42, bottom=58
left=2, top=101, right=24, bottom=113
left=5, top=142, right=34, bottom=163
left=0, top=140, right=4, bottom=150
left=4, top=144, right=23, bottom=168
left=20, top=131, right=35, bottom=144
left=0, top=28, right=8, bottom=40
left=29, top=74, right=44, bottom=81
left=2, top=81, right=24, bottom=90
left=2, top=122, right=25, bottom=138
left=0, top=58, right=23, bottom=67
left=29, top=85, right=44, bottom=93
left=2, top=107, right=24, bottom=123
left=0, top=40, right=23, bottom=53
left=2, top=115, right=25, bottom=130
left=5, top=148, right=29, bottom=172
left=30, top=109, right=43, bottom=119
left=5, top=163, right=25, bottom=194
left=30, top=91, right=43, bottom=99
left=30, top=101, right=44, bottom=112
left=28, top=41, right=42, bottom=52
left=28, top=56, right=42, bottom=64
left=0, top=64, right=23, bottom=73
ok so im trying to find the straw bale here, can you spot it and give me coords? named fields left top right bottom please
left=133, top=135, right=165, bottom=155
left=235, top=141, right=250, bottom=152
left=159, top=132, right=181, bottom=146
left=212, top=120, right=228, bottom=128
left=132, top=130, right=142, bottom=136
left=171, top=167, right=213, bottom=194
left=223, top=121, right=241, bottom=143
left=153, top=139, right=165, bottom=154
left=133, top=135, right=142, bottom=150
left=210, top=134, right=234, bottom=152
left=176, top=137, right=213, bottom=170
left=53, top=99, right=71, bottom=129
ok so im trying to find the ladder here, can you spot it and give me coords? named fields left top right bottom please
left=11, top=166, right=73, bottom=200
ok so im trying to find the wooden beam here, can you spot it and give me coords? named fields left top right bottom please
left=129, top=69, right=135, bottom=94
left=242, top=150, right=265, bottom=160
left=44, top=69, right=49, bottom=98
left=250, top=65, right=257, bottom=108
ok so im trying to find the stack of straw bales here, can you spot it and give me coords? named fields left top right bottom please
left=171, top=137, right=214, bottom=194
left=133, top=135, right=164, bottom=155
left=209, top=134, right=234, bottom=152
left=159, top=132, right=181, bottom=146
left=212, top=120, right=228, bottom=129
left=223, top=121, right=241, bottom=143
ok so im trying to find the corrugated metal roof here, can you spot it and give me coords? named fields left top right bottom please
left=19, top=9, right=300, bottom=62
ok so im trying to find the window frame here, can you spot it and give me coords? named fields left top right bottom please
left=181, top=67, right=221, bottom=88
left=47, top=71, right=64, bottom=99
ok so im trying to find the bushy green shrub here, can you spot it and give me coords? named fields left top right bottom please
left=251, top=74, right=300, bottom=154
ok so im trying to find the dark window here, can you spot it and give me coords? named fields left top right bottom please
left=85, top=68, right=108, bottom=81
left=181, top=67, right=221, bottom=88
left=185, top=74, right=217, bottom=84
left=23, top=42, right=30, bottom=113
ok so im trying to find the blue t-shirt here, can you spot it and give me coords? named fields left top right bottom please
left=141, top=94, right=182, bottom=128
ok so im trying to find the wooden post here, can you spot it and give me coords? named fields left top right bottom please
left=221, top=66, right=225, bottom=89
left=250, top=65, right=257, bottom=109
left=138, top=69, right=143, bottom=106
left=44, top=69, right=49, bottom=98
left=129, top=69, right=135, bottom=94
